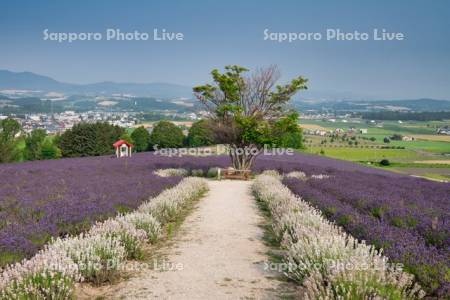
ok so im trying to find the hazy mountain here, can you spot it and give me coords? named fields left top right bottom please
left=0, top=70, right=192, bottom=98
left=1, top=70, right=449, bottom=111
left=0, top=70, right=73, bottom=91
left=294, top=98, right=450, bottom=112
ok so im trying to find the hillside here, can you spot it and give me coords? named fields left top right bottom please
left=0, top=70, right=192, bottom=98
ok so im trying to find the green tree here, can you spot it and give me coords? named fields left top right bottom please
left=131, top=126, right=150, bottom=152
left=41, top=139, right=62, bottom=159
left=187, top=120, right=214, bottom=147
left=193, top=65, right=307, bottom=169
left=119, top=132, right=134, bottom=145
left=390, top=134, right=403, bottom=141
left=58, top=122, right=125, bottom=157
left=0, top=118, right=21, bottom=163
left=271, top=112, right=303, bottom=149
left=150, top=121, right=184, bottom=149
left=24, top=129, right=47, bottom=160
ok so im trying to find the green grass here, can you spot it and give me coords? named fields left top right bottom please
left=0, top=251, right=25, bottom=267
left=300, top=119, right=446, bottom=136
left=303, top=147, right=425, bottom=163
left=385, top=162, right=450, bottom=168
left=389, top=140, right=450, bottom=153
left=421, top=173, right=450, bottom=182
left=301, top=118, right=450, bottom=181
left=362, top=135, right=450, bottom=153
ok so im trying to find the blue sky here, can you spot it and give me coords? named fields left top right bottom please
left=1, top=0, right=449, bottom=99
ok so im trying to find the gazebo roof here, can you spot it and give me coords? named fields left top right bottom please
left=113, top=139, right=133, bottom=148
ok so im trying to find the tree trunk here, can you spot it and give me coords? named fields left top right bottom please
left=229, top=144, right=260, bottom=170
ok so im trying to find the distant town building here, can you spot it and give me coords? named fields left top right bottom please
left=314, top=129, right=328, bottom=136
left=437, top=127, right=450, bottom=135
left=402, top=136, right=415, bottom=141
left=359, top=128, right=368, bottom=134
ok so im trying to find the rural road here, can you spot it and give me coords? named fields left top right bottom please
left=98, top=180, right=293, bottom=299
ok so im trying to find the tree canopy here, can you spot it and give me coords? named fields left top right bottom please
left=150, top=121, right=184, bottom=149
left=24, top=129, right=47, bottom=160
left=131, top=126, right=151, bottom=152
left=58, top=122, right=124, bottom=157
left=0, top=118, right=21, bottom=163
left=41, top=139, right=62, bottom=159
left=193, top=65, right=307, bottom=169
left=187, top=120, right=214, bottom=147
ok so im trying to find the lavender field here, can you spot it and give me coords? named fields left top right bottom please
left=0, top=153, right=227, bottom=266
left=1, top=151, right=449, bottom=296
left=258, top=153, right=450, bottom=297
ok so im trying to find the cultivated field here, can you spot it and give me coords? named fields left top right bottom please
left=0, top=152, right=449, bottom=298
left=301, top=119, right=450, bottom=180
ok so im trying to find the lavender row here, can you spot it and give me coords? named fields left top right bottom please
left=303, top=174, right=449, bottom=249
left=254, top=153, right=449, bottom=249
left=283, top=177, right=449, bottom=297
left=0, top=153, right=227, bottom=266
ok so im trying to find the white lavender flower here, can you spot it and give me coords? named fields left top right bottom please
left=252, top=174, right=424, bottom=299
left=154, top=168, right=189, bottom=177
left=89, top=218, right=147, bottom=260
left=139, top=177, right=209, bottom=224
left=261, top=169, right=282, bottom=179
left=50, top=233, right=126, bottom=284
left=119, top=212, right=162, bottom=243
left=285, top=171, right=307, bottom=179
left=0, top=246, right=80, bottom=299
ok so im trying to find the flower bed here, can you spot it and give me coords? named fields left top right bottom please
left=0, top=153, right=225, bottom=266
left=0, top=177, right=209, bottom=299
left=250, top=152, right=449, bottom=296
left=252, top=174, right=425, bottom=299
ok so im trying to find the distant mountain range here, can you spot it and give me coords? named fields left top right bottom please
left=0, top=70, right=193, bottom=98
left=294, top=98, right=450, bottom=113
left=1, top=69, right=449, bottom=112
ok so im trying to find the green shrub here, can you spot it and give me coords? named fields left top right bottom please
left=380, top=159, right=390, bottom=166
left=191, top=169, right=204, bottom=177
left=207, top=167, right=219, bottom=178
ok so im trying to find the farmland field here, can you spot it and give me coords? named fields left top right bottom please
left=304, top=147, right=425, bottom=162
left=300, top=118, right=450, bottom=181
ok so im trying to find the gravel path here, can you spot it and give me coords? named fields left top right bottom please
left=94, top=180, right=294, bottom=299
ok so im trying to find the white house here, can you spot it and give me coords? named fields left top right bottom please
left=402, top=136, right=415, bottom=141
left=437, top=128, right=450, bottom=135
left=314, top=129, right=328, bottom=136
left=359, top=128, right=368, bottom=134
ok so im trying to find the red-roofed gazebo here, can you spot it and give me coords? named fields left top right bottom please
left=113, top=140, right=133, bottom=158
